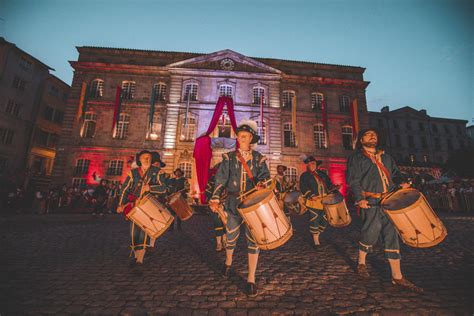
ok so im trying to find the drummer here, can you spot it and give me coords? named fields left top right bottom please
left=209, top=120, right=270, bottom=297
left=273, top=165, right=291, bottom=218
left=168, top=168, right=190, bottom=231
left=299, top=156, right=335, bottom=247
left=346, top=128, right=423, bottom=292
left=117, top=150, right=170, bottom=266
left=205, top=162, right=226, bottom=252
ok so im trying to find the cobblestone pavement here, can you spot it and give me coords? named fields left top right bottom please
left=0, top=210, right=473, bottom=315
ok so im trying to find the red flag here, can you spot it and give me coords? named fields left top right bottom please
left=112, top=86, right=122, bottom=132
left=260, top=94, right=264, bottom=130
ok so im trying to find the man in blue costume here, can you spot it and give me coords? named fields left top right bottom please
left=205, top=162, right=226, bottom=251
left=209, top=120, right=270, bottom=297
left=117, top=150, right=170, bottom=265
left=346, top=128, right=423, bottom=292
left=168, top=168, right=190, bottom=231
left=299, top=156, right=335, bottom=247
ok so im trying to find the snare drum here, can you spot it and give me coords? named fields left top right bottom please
left=238, top=187, right=293, bottom=250
left=127, top=194, right=174, bottom=239
left=381, top=188, right=447, bottom=248
left=168, top=192, right=193, bottom=221
left=321, top=192, right=351, bottom=228
left=284, top=191, right=306, bottom=215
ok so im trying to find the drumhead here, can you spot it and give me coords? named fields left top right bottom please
left=382, top=189, right=420, bottom=211
left=239, top=188, right=272, bottom=208
left=284, top=191, right=301, bottom=203
left=322, top=192, right=343, bottom=205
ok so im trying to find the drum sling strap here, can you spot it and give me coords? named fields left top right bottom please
left=311, top=171, right=328, bottom=196
left=235, top=150, right=257, bottom=188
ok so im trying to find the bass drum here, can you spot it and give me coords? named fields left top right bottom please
left=283, top=191, right=307, bottom=215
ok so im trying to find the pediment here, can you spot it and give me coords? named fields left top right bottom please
left=167, top=49, right=282, bottom=74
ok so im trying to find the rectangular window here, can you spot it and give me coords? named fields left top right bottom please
left=282, top=91, right=295, bottom=109
left=444, top=124, right=450, bottom=134
left=0, top=127, right=14, bottom=145
left=339, top=95, right=350, bottom=112
left=12, top=76, right=26, bottom=91
left=407, top=135, right=415, bottom=148
left=418, top=122, right=425, bottom=131
left=432, top=124, right=438, bottom=133
left=121, top=81, right=136, bottom=100
left=421, top=136, right=428, bottom=149
left=393, top=120, right=399, bottom=129
left=178, top=162, right=192, bottom=179
left=406, top=121, right=412, bottom=130
left=19, top=57, right=32, bottom=71
left=377, top=118, right=384, bottom=128
left=342, top=126, right=353, bottom=150
left=0, top=157, right=7, bottom=174
left=285, top=167, right=298, bottom=184
left=283, top=123, right=296, bottom=147
left=107, top=160, right=124, bottom=176
left=253, top=87, right=265, bottom=105
left=184, top=83, right=198, bottom=101
left=75, top=159, right=90, bottom=175
left=44, top=106, right=54, bottom=121
left=447, top=139, right=453, bottom=150
left=257, top=120, right=267, bottom=145
left=395, top=134, right=401, bottom=147
left=5, top=100, right=14, bottom=115
left=146, top=115, right=162, bottom=141
left=72, top=178, right=86, bottom=189
left=113, top=114, right=130, bottom=139
left=153, top=83, right=167, bottom=102
left=434, top=137, right=441, bottom=150
left=180, top=116, right=196, bottom=142
left=81, top=112, right=97, bottom=138
left=49, top=85, right=60, bottom=97
left=313, top=124, right=327, bottom=149
left=90, top=79, right=104, bottom=98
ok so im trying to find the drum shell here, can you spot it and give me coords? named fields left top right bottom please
left=322, top=193, right=351, bottom=228
left=128, top=195, right=174, bottom=239
left=168, top=192, right=193, bottom=221
left=238, top=188, right=293, bottom=250
left=382, top=189, right=447, bottom=248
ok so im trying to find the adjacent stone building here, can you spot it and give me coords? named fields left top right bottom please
left=369, top=106, right=469, bottom=171
left=52, top=47, right=370, bottom=195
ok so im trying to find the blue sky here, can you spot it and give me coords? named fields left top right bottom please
left=1, top=0, right=472, bottom=123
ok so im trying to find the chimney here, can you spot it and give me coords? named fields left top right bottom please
left=381, top=106, right=390, bottom=113
left=420, top=109, right=427, bottom=115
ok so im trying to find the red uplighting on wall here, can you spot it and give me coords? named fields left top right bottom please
left=329, top=162, right=347, bottom=196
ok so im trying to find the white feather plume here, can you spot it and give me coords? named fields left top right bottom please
left=238, top=119, right=258, bottom=133
left=300, top=154, right=308, bottom=162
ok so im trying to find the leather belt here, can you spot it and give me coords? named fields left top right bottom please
left=362, top=191, right=384, bottom=199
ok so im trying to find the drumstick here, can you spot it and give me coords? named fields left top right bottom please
left=238, top=178, right=273, bottom=200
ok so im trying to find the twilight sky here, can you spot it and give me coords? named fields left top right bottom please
left=1, top=0, right=472, bottom=123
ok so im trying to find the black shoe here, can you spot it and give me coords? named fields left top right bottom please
left=222, top=264, right=231, bottom=278
left=246, top=282, right=258, bottom=297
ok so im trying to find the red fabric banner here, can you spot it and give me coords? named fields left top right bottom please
left=112, top=86, right=122, bottom=132
left=193, top=96, right=238, bottom=203
left=321, top=97, right=328, bottom=146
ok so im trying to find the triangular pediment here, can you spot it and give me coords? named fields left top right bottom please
left=167, top=49, right=282, bottom=74
left=392, top=106, right=430, bottom=118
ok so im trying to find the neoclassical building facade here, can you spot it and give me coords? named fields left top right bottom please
left=52, top=47, right=369, bottom=195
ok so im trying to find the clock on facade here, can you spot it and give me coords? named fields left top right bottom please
left=220, top=58, right=235, bottom=71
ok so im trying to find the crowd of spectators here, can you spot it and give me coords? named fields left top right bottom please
left=416, top=180, right=474, bottom=212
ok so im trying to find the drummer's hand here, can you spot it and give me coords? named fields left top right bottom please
left=357, top=200, right=370, bottom=209
left=142, top=184, right=150, bottom=192
left=209, top=199, right=220, bottom=212
left=400, top=182, right=411, bottom=189
left=310, top=196, right=320, bottom=201
left=256, top=182, right=265, bottom=190
left=116, top=205, right=124, bottom=213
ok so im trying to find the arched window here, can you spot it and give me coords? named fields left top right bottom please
left=80, top=112, right=97, bottom=138
left=311, top=93, right=324, bottom=111
left=218, top=84, right=233, bottom=97
left=90, top=79, right=104, bottom=98
left=153, top=83, right=167, bottom=102
left=313, top=124, right=327, bottom=149
left=256, top=120, right=267, bottom=145
left=283, top=122, right=296, bottom=147
left=121, top=81, right=136, bottom=100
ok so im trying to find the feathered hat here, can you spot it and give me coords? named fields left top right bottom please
left=236, top=119, right=260, bottom=144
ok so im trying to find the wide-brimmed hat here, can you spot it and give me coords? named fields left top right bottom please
left=302, top=155, right=317, bottom=164
left=355, top=128, right=379, bottom=149
left=151, top=151, right=166, bottom=168
left=236, top=120, right=260, bottom=144
left=135, top=150, right=153, bottom=166
left=277, top=165, right=288, bottom=171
